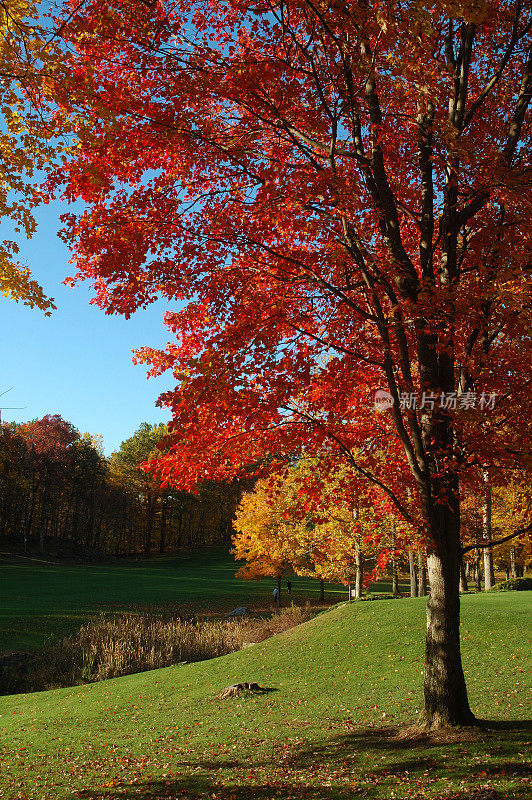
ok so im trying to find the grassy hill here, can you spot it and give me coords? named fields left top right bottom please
left=0, top=591, right=530, bottom=800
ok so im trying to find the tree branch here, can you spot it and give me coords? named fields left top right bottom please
left=461, top=522, right=532, bottom=555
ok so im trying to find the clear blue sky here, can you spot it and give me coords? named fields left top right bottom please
left=0, top=201, right=176, bottom=454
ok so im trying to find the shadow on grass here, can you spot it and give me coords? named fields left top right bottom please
left=69, top=721, right=531, bottom=800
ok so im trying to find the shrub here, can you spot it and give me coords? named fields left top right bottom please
left=358, top=593, right=403, bottom=601
left=491, top=577, right=532, bottom=592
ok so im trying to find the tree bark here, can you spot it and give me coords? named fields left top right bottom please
left=276, top=574, right=281, bottom=609
left=391, top=524, right=399, bottom=595
left=422, top=508, right=476, bottom=728
left=319, top=578, right=325, bottom=601
left=510, top=547, right=517, bottom=579
left=392, top=557, right=399, bottom=595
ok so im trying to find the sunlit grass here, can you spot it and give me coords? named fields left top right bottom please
left=0, top=591, right=530, bottom=799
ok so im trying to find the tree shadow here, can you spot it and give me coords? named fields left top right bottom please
left=73, top=776, right=361, bottom=800
left=66, top=720, right=531, bottom=800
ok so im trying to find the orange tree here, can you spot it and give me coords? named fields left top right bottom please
left=49, top=0, right=532, bottom=727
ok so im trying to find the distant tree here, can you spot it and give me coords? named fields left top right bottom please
left=109, top=423, right=168, bottom=557
left=17, top=415, right=79, bottom=551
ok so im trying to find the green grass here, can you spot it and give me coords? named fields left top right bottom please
left=0, top=548, right=408, bottom=652
left=0, top=591, right=530, bottom=800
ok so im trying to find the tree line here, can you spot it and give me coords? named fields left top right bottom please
left=0, top=416, right=246, bottom=558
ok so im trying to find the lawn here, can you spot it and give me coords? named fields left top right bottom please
left=0, top=590, right=530, bottom=800
left=0, top=548, right=409, bottom=652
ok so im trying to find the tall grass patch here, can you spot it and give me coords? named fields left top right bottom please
left=0, top=604, right=315, bottom=694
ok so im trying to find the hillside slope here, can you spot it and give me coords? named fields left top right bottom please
left=0, top=592, right=530, bottom=800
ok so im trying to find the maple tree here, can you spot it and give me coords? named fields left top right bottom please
left=0, top=0, right=59, bottom=312
left=50, top=0, right=532, bottom=727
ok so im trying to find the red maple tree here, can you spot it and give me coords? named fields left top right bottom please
left=49, top=0, right=532, bottom=727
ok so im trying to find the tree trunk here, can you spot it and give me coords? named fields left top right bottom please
left=391, top=524, right=399, bottom=595
left=510, top=547, right=517, bottom=579
left=422, top=508, right=476, bottom=728
left=482, top=470, right=494, bottom=591
left=459, top=561, right=468, bottom=593
left=276, top=574, right=281, bottom=609
left=408, top=550, right=418, bottom=597
left=392, top=558, right=399, bottom=595
left=159, top=495, right=168, bottom=554
left=474, top=551, right=482, bottom=591
left=319, top=579, right=325, bottom=601
left=354, top=541, right=363, bottom=598
left=145, top=492, right=154, bottom=558
left=39, top=468, right=49, bottom=554
left=418, top=550, right=427, bottom=596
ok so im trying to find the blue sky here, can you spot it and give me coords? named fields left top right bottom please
left=0, top=201, right=176, bottom=454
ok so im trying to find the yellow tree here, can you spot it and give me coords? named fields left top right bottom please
left=233, top=458, right=385, bottom=602
left=492, top=474, right=532, bottom=580
left=233, top=475, right=302, bottom=607
left=0, top=0, right=59, bottom=312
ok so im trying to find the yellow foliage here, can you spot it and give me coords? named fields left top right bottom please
left=233, top=458, right=378, bottom=584
left=0, top=0, right=62, bottom=312
left=232, top=475, right=300, bottom=580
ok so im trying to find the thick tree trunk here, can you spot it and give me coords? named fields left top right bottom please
left=409, top=550, right=418, bottom=597
left=422, top=509, right=476, bottom=728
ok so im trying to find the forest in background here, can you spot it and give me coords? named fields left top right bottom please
left=0, top=416, right=248, bottom=558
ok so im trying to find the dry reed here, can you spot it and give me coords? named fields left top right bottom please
left=0, top=604, right=315, bottom=694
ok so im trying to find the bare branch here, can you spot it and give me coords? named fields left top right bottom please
left=462, top=522, right=532, bottom=555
